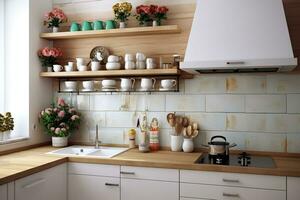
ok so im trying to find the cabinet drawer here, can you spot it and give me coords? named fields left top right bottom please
left=121, top=166, right=179, bottom=182
left=180, top=170, right=286, bottom=190
left=181, top=183, right=286, bottom=200
left=68, top=163, right=120, bottom=177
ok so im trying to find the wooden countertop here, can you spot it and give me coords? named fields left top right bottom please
left=1, top=146, right=300, bottom=185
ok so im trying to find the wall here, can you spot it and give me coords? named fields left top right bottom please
left=53, top=0, right=300, bottom=153
left=0, top=0, right=53, bottom=151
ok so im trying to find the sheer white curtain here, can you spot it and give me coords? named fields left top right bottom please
left=0, top=0, right=5, bottom=113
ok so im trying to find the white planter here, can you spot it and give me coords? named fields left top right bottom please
left=170, top=135, right=183, bottom=152
left=182, top=138, right=194, bottom=153
left=119, top=22, right=126, bottom=29
left=52, top=26, right=59, bottom=33
left=0, top=131, right=11, bottom=141
left=152, top=20, right=158, bottom=27
left=52, top=136, right=68, bottom=147
left=47, top=66, right=52, bottom=72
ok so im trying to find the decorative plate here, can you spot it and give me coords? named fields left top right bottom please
left=90, top=46, right=110, bottom=65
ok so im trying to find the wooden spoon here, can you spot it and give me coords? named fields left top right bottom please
left=182, top=117, right=189, bottom=128
left=191, top=130, right=199, bottom=138
left=186, top=125, right=193, bottom=137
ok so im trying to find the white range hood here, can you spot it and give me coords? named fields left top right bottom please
left=180, top=0, right=298, bottom=73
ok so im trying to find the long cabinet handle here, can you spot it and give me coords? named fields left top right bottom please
left=226, top=61, right=245, bottom=65
left=222, top=178, right=240, bottom=183
left=105, top=183, right=119, bottom=187
left=223, top=192, right=240, bottom=198
left=120, top=171, right=135, bottom=175
left=23, top=178, right=46, bottom=189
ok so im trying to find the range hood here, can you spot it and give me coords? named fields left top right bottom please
left=180, top=0, right=298, bottom=74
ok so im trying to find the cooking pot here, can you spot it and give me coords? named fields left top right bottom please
left=202, top=135, right=237, bottom=156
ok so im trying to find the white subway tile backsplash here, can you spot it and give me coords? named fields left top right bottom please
left=76, top=95, right=90, bottom=110
left=166, top=95, right=205, bottom=111
left=226, top=75, right=266, bottom=94
left=89, top=127, right=125, bottom=144
left=287, top=94, right=300, bottom=113
left=90, top=95, right=122, bottom=111
left=226, top=113, right=266, bottom=132
left=106, top=112, right=137, bottom=128
left=185, top=75, right=226, bottom=94
left=186, top=113, right=226, bottom=131
left=129, top=95, right=165, bottom=111
left=267, top=74, right=300, bottom=93
left=287, top=133, right=300, bottom=153
left=245, top=95, right=286, bottom=113
left=206, top=95, right=244, bottom=112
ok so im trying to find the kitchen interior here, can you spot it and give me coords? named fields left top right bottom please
left=0, top=0, right=300, bottom=199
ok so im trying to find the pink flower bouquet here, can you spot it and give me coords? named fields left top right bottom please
left=37, top=47, right=63, bottom=67
left=44, top=8, right=67, bottom=28
left=39, top=98, right=81, bottom=137
left=135, top=5, right=152, bottom=25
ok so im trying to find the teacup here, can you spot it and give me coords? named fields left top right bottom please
left=161, top=79, right=177, bottom=89
left=125, top=61, right=135, bottom=70
left=82, top=81, right=94, bottom=90
left=105, top=20, right=116, bottom=30
left=68, top=62, right=74, bottom=68
left=93, top=20, right=104, bottom=30
left=146, top=58, right=156, bottom=69
left=64, top=65, right=73, bottom=72
left=53, top=64, right=63, bottom=72
left=102, top=79, right=116, bottom=88
left=141, top=78, right=156, bottom=90
left=82, top=21, right=93, bottom=31
left=77, top=65, right=87, bottom=71
left=91, top=61, right=100, bottom=71
left=70, top=22, right=81, bottom=32
left=125, top=54, right=135, bottom=61
left=120, top=78, right=135, bottom=90
left=65, top=81, right=77, bottom=91
left=108, top=55, right=122, bottom=62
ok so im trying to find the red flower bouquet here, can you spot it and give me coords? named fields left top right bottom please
left=151, top=5, right=169, bottom=25
left=136, top=5, right=152, bottom=25
left=44, top=8, right=67, bottom=28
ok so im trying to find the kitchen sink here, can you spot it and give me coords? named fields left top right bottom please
left=47, top=146, right=128, bottom=158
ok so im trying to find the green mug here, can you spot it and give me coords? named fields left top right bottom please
left=82, top=21, right=93, bottom=31
left=93, top=20, right=104, bottom=30
left=70, top=22, right=81, bottom=32
left=105, top=20, right=116, bottom=30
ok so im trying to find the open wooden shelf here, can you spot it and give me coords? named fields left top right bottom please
left=40, top=25, right=181, bottom=40
left=39, top=68, right=191, bottom=78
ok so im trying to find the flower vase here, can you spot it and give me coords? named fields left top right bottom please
left=152, top=20, right=159, bottom=27
left=0, top=131, right=11, bottom=141
left=45, top=66, right=52, bottom=72
left=182, top=138, right=194, bottom=153
left=119, top=22, right=126, bottom=29
left=52, top=136, right=68, bottom=147
left=52, top=26, right=59, bottom=33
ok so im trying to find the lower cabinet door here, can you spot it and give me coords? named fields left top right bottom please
left=121, top=178, right=179, bottom=200
left=68, top=174, right=120, bottom=200
left=0, top=184, right=7, bottom=200
left=181, top=183, right=286, bottom=200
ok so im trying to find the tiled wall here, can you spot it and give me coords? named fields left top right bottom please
left=57, top=73, right=300, bottom=153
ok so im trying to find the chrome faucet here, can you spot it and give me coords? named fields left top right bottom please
left=95, top=124, right=101, bottom=149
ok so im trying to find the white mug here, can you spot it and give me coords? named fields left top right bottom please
left=82, top=81, right=94, bottom=90
left=121, top=78, right=135, bottom=90
left=53, top=64, right=63, bottom=72
left=68, top=62, right=74, bottom=68
left=64, top=65, right=73, bottom=72
left=77, top=65, right=87, bottom=71
left=125, top=54, right=135, bottom=62
left=91, top=61, right=100, bottom=71
left=136, top=52, right=146, bottom=61
left=125, top=61, right=136, bottom=70
left=76, top=58, right=84, bottom=67
left=161, top=79, right=177, bottom=89
left=65, top=81, right=77, bottom=91
left=141, top=78, right=156, bottom=90
left=136, top=61, right=146, bottom=69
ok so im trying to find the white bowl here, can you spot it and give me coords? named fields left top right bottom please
left=102, top=80, right=116, bottom=88
left=106, top=62, right=121, bottom=70
left=65, top=81, right=77, bottom=90
left=107, top=55, right=120, bottom=62
left=77, top=65, right=88, bottom=71
left=82, top=81, right=94, bottom=90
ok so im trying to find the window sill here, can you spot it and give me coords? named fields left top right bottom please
left=0, top=137, right=29, bottom=145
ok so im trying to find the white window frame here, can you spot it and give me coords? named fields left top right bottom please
left=0, top=0, right=5, bottom=113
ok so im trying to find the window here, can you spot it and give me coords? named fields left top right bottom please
left=0, top=0, right=4, bottom=113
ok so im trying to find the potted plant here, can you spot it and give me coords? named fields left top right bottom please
left=113, top=2, right=132, bottom=29
left=150, top=5, right=169, bottom=26
left=39, top=98, right=81, bottom=147
left=0, top=112, right=14, bottom=141
left=38, top=47, right=63, bottom=72
left=135, top=5, right=152, bottom=26
left=44, top=8, right=68, bottom=32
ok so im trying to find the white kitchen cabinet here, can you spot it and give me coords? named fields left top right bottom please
left=68, top=163, right=120, bottom=200
left=15, top=164, right=67, bottom=200
left=120, top=166, right=179, bottom=200
left=180, top=170, right=286, bottom=200
left=68, top=174, right=120, bottom=200
left=287, top=176, right=300, bottom=200
left=0, top=184, right=7, bottom=200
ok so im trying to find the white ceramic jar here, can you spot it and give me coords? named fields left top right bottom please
left=182, top=138, right=194, bottom=153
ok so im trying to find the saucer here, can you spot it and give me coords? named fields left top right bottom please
left=119, top=88, right=133, bottom=92
left=159, top=88, right=175, bottom=91
left=81, top=88, right=95, bottom=92
left=64, top=88, right=77, bottom=92
left=101, top=88, right=118, bottom=92
left=136, top=88, right=154, bottom=92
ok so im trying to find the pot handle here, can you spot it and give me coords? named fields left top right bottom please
left=229, top=143, right=237, bottom=148
left=211, top=135, right=227, bottom=142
